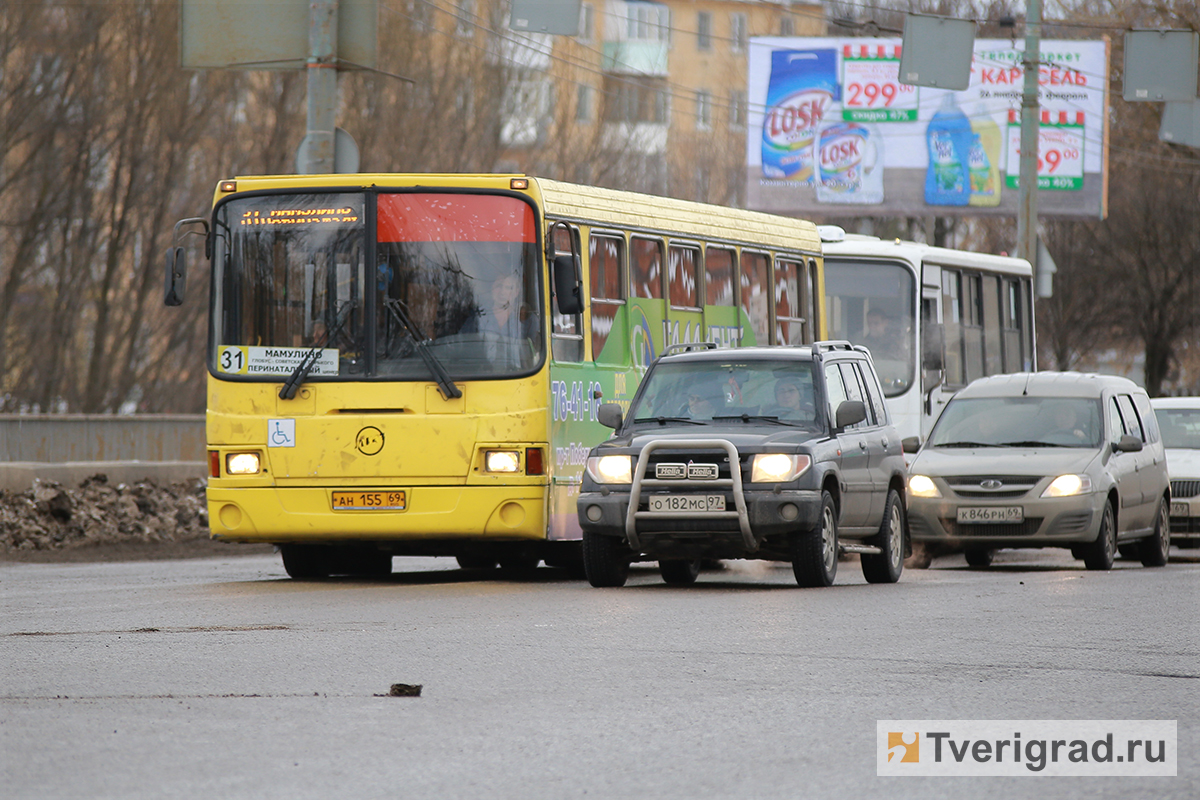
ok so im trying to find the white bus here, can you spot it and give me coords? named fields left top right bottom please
left=820, top=227, right=1036, bottom=443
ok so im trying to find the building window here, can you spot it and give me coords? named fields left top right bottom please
left=729, top=89, right=746, bottom=128
left=697, top=11, right=712, bottom=51
left=780, top=16, right=794, bottom=37
left=730, top=13, right=747, bottom=53
left=578, top=3, right=594, bottom=43
left=628, top=4, right=667, bottom=42
left=695, top=90, right=712, bottom=130
left=576, top=84, right=593, bottom=122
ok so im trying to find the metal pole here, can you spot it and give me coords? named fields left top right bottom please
left=304, top=1, right=339, bottom=173
left=1016, top=0, right=1041, bottom=279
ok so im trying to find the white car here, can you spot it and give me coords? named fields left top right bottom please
left=1151, top=397, right=1200, bottom=548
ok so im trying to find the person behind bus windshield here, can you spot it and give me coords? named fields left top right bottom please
left=860, top=308, right=900, bottom=359
left=461, top=271, right=538, bottom=341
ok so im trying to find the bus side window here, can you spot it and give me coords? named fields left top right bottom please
left=774, top=258, right=806, bottom=345
left=982, top=275, right=1002, bottom=377
left=1002, top=278, right=1023, bottom=373
left=942, top=270, right=964, bottom=387
left=705, top=247, right=735, bottom=306
left=631, top=237, right=663, bottom=300
left=963, top=273, right=984, bottom=382
left=740, top=250, right=770, bottom=346
left=668, top=244, right=701, bottom=310
left=552, top=224, right=584, bottom=362
left=590, top=233, right=626, bottom=362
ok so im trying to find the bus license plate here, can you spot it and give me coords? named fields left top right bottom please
left=957, top=506, right=1023, bottom=523
left=331, top=491, right=406, bottom=510
left=1171, top=501, right=1189, bottom=517
left=648, top=495, right=725, bottom=512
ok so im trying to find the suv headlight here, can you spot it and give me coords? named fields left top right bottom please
left=908, top=474, right=941, bottom=498
left=586, top=455, right=632, bottom=484
left=1042, top=474, right=1093, bottom=498
left=751, top=453, right=811, bottom=483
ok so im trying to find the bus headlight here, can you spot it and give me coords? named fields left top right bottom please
left=485, top=450, right=521, bottom=473
left=751, top=453, right=810, bottom=483
left=908, top=475, right=941, bottom=498
left=586, top=455, right=632, bottom=484
left=1042, top=474, right=1092, bottom=498
left=226, top=452, right=261, bottom=475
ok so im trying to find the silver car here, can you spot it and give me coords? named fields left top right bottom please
left=1151, top=397, right=1200, bottom=548
left=905, top=372, right=1171, bottom=569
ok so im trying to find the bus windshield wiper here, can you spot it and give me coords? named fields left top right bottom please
left=279, top=302, right=354, bottom=400
left=633, top=416, right=707, bottom=426
left=382, top=298, right=462, bottom=400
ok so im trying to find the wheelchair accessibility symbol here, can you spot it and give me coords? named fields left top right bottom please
left=267, top=419, right=296, bottom=448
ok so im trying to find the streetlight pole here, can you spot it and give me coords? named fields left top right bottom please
left=303, top=1, right=339, bottom=174
left=1017, top=0, right=1041, bottom=281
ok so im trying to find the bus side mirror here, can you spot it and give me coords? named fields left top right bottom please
left=922, top=322, right=945, bottom=371
left=597, top=403, right=623, bottom=429
left=553, top=253, right=583, bottom=316
left=164, top=246, right=186, bottom=306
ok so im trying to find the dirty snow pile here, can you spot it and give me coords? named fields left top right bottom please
left=0, top=474, right=210, bottom=553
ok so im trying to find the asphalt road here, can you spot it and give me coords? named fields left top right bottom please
left=2, top=548, right=1198, bottom=799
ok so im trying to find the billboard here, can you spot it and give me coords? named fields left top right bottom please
left=746, top=37, right=1109, bottom=219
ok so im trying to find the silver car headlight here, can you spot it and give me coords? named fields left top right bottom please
left=586, top=455, right=632, bottom=484
left=908, top=474, right=941, bottom=498
left=1042, top=474, right=1093, bottom=498
left=750, top=453, right=811, bottom=483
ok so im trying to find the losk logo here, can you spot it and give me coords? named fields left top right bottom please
left=887, top=732, right=920, bottom=763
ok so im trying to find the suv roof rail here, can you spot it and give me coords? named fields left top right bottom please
left=659, top=342, right=718, bottom=358
left=813, top=340, right=856, bottom=354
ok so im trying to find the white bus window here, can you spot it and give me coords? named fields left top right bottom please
left=589, top=233, right=625, bottom=362
left=963, top=273, right=984, bottom=383
left=942, top=270, right=964, bottom=387
left=983, top=275, right=1002, bottom=376
left=823, top=259, right=915, bottom=397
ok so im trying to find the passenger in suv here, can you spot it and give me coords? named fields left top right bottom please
left=905, top=372, right=1172, bottom=569
left=576, top=342, right=909, bottom=588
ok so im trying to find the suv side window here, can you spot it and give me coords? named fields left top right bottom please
left=1117, top=394, right=1144, bottom=441
left=857, top=361, right=889, bottom=425
left=837, top=362, right=872, bottom=429
left=824, top=363, right=849, bottom=426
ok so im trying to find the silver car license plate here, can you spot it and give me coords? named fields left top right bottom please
left=648, top=495, right=725, bottom=512
left=957, top=506, right=1024, bottom=523
left=1171, top=501, right=1189, bottom=517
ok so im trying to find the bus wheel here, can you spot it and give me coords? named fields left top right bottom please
left=280, top=544, right=331, bottom=579
left=583, top=531, right=630, bottom=588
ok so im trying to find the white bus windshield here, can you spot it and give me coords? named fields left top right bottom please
left=823, top=259, right=915, bottom=397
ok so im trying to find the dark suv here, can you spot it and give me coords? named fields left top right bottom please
left=577, top=342, right=909, bottom=587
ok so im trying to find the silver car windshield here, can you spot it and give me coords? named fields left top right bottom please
left=929, top=396, right=1103, bottom=448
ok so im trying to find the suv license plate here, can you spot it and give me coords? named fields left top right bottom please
left=649, top=495, right=725, bottom=512
left=957, top=506, right=1023, bottom=523
left=331, top=491, right=407, bottom=510
left=1171, top=501, right=1189, bottom=517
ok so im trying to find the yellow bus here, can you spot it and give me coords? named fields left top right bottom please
left=165, top=174, right=824, bottom=578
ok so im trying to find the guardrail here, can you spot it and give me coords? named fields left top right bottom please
left=0, top=415, right=207, bottom=491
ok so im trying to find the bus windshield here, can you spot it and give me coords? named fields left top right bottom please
left=823, top=259, right=915, bottom=397
left=211, top=192, right=544, bottom=381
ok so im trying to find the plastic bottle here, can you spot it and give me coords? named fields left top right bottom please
left=761, top=49, right=840, bottom=184
left=968, top=104, right=1002, bottom=207
left=815, top=117, right=884, bottom=204
left=924, top=93, right=973, bottom=206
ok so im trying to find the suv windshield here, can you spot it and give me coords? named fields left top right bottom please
left=631, top=360, right=820, bottom=426
left=211, top=192, right=544, bottom=381
left=929, top=396, right=1103, bottom=448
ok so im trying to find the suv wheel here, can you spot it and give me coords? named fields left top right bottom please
left=1139, top=497, right=1171, bottom=567
left=659, top=559, right=702, bottom=585
left=792, top=490, right=838, bottom=587
left=1082, top=500, right=1116, bottom=571
left=862, top=489, right=905, bottom=583
left=583, top=530, right=630, bottom=587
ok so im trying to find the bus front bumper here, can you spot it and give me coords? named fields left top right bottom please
left=206, top=485, right=547, bottom=543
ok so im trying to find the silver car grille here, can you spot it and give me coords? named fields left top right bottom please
left=944, top=475, right=1042, bottom=499
left=1170, top=479, right=1200, bottom=499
